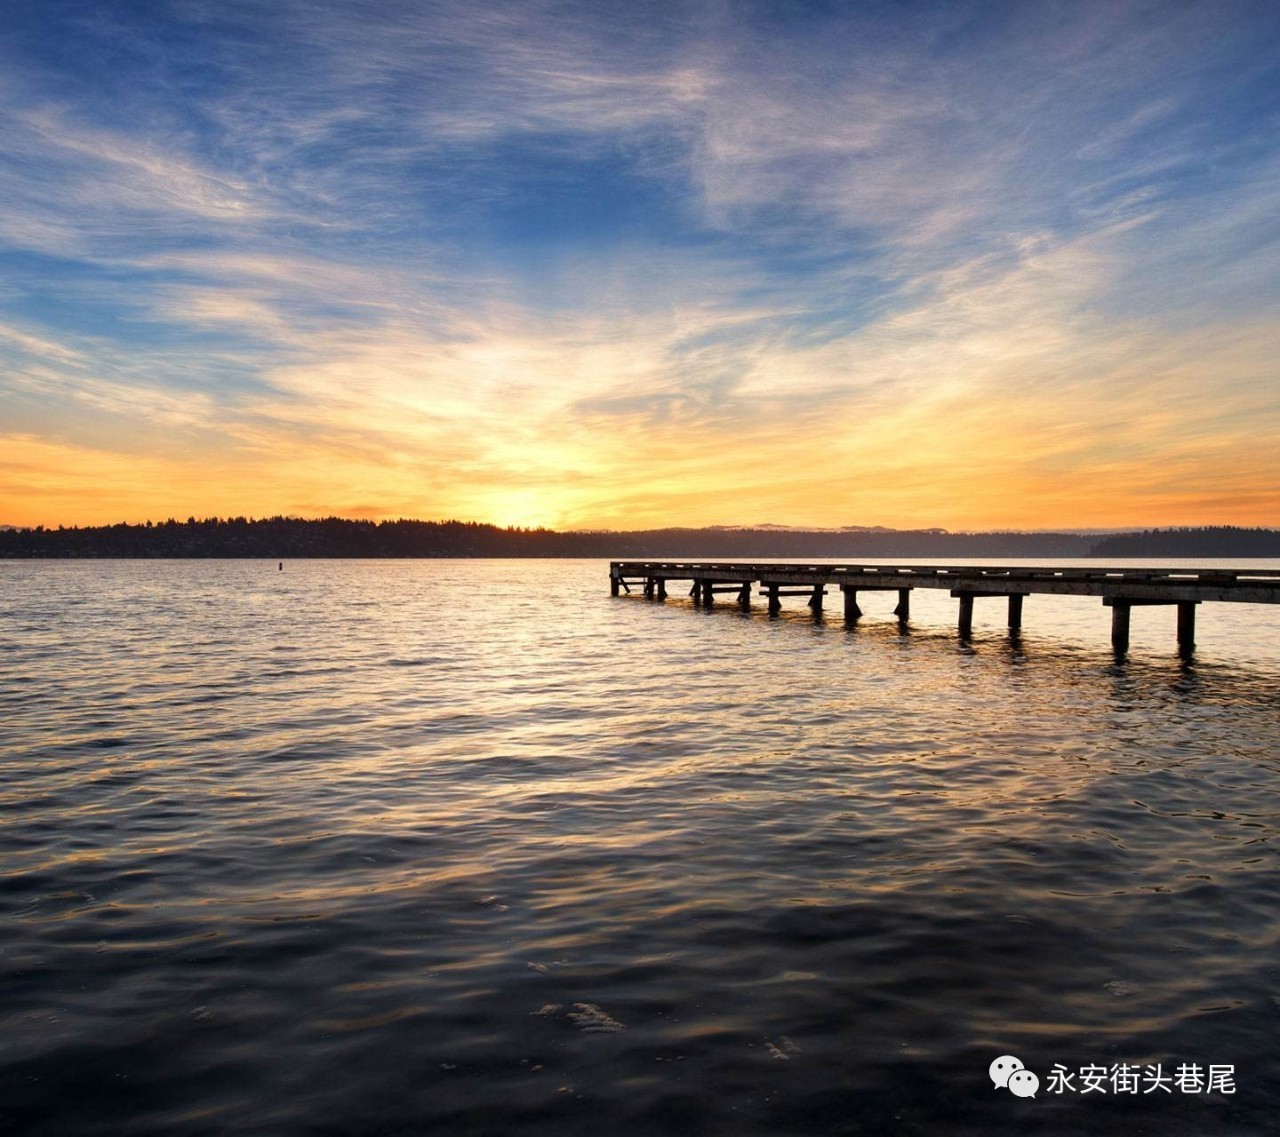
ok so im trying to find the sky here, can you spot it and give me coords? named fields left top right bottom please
left=1, top=0, right=1278, bottom=531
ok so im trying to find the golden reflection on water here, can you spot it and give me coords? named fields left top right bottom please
left=1, top=559, right=1278, bottom=1136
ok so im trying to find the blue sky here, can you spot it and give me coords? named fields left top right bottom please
left=2, top=0, right=1278, bottom=528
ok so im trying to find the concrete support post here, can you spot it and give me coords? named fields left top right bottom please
left=767, top=584, right=781, bottom=615
left=808, top=585, right=824, bottom=614
left=738, top=583, right=751, bottom=609
left=894, top=588, right=911, bottom=622
left=957, top=593, right=974, bottom=638
left=610, top=576, right=619, bottom=596
left=1177, top=601, right=1197, bottom=652
left=1110, top=600, right=1131, bottom=653
left=843, top=587, right=862, bottom=623
left=1008, top=594, right=1024, bottom=631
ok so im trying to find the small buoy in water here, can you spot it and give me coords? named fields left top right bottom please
left=278, top=562, right=283, bottom=571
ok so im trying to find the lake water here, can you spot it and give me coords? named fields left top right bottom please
left=2, top=558, right=1278, bottom=1136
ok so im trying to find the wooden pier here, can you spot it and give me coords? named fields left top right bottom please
left=609, top=561, right=1280, bottom=653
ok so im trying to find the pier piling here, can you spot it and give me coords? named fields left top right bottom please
left=1008, top=594, right=1024, bottom=631
left=1109, top=599, right=1132, bottom=652
left=894, top=588, right=911, bottom=622
left=1177, top=601, right=1197, bottom=651
left=840, top=584, right=907, bottom=624
left=842, top=587, right=862, bottom=623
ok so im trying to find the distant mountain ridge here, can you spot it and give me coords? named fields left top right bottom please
left=1, top=518, right=1277, bottom=559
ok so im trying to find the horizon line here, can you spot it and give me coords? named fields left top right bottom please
left=5, top=516, right=1280, bottom=537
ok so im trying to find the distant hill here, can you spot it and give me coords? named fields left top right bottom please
left=1090, top=526, right=1280, bottom=558
left=2, top=516, right=1276, bottom=559
left=0, top=516, right=1095, bottom=558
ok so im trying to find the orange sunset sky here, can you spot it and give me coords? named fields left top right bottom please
left=2, top=2, right=1277, bottom=532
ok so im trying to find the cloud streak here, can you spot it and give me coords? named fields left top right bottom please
left=1, top=0, right=1277, bottom=528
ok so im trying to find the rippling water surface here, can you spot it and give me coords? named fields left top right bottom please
left=2, top=558, right=1279, bottom=1136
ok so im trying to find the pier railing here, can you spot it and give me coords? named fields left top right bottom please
left=609, top=561, right=1280, bottom=652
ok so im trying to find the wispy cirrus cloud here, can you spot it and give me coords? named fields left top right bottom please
left=0, top=0, right=1277, bottom=527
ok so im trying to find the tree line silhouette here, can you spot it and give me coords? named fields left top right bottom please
left=2, top=517, right=1277, bottom=558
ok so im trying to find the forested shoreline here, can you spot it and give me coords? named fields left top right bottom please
left=2, top=518, right=1278, bottom=559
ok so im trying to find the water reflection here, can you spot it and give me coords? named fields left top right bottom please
left=0, top=559, right=1277, bottom=1136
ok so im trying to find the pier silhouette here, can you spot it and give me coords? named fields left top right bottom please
left=610, top=561, right=1280, bottom=653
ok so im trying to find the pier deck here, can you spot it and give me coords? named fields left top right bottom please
left=609, top=561, right=1280, bottom=652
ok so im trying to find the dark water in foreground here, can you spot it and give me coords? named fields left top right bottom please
left=2, top=559, right=1278, bottom=1137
